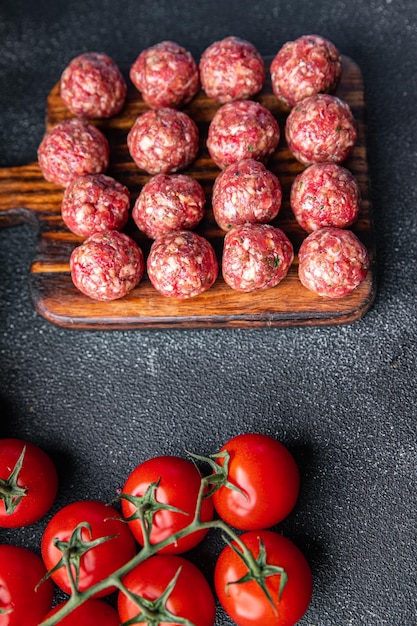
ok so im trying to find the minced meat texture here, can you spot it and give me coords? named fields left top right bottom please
left=271, top=34, right=342, bottom=108
left=127, top=108, right=199, bottom=175
left=70, top=230, right=144, bottom=301
left=199, top=36, right=265, bottom=103
left=298, top=226, right=369, bottom=297
left=147, top=230, right=218, bottom=298
left=133, top=173, right=206, bottom=239
left=37, top=118, right=110, bottom=187
left=130, top=41, right=199, bottom=109
left=285, top=93, right=358, bottom=165
left=61, top=173, right=130, bottom=237
left=60, top=52, right=127, bottom=119
left=222, top=223, right=294, bottom=292
left=290, top=163, right=361, bottom=232
left=212, top=159, right=282, bottom=231
left=207, top=100, right=280, bottom=169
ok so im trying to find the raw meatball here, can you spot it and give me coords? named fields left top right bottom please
left=298, top=226, right=369, bottom=298
left=38, top=118, right=110, bottom=187
left=60, top=52, right=127, bottom=118
left=130, top=41, right=199, bottom=109
left=285, top=93, right=357, bottom=165
left=212, top=159, right=282, bottom=231
left=61, top=173, right=130, bottom=237
left=222, top=223, right=294, bottom=292
left=207, top=100, right=280, bottom=169
left=199, top=36, right=265, bottom=103
left=132, top=173, right=205, bottom=239
left=147, top=230, right=218, bottom=298
left=127, top=108, right=199, bottom=175
left=270, top=34, right=342, bottom=108
left=70, top=230, right=144, bottom=301
left=290, top=163, right=361, bottom=232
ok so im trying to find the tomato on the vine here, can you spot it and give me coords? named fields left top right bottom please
left=211, top=433, right=300, bottom=530
left=121, top=455, right=213, bottom=554
left=0, top=544, right=54, bottom=626
left=0, top=438, right=58, bottom=528
left=117, top=554, right=216, bottom=626
left=41, top=499, right=136, bottom=597
left=214, top=530, right=313, bottom=626
left=44, top=599, right=120, bottom=625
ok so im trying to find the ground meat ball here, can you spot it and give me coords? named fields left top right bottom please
left=38, top=118, right=110, bottom=187
left=222, top=223, right=294, bottom=292
left=70, top=230, right=144, bottom=301
left=285, top=93, right=357, bottom=165
left=127, top=108, right=199, bottom=175
left=199, top=36, right=265, bottom=103
left=130, top=41, right=199, bottom=109
left=60, top=52, right=127, bottom=118
left=298, top=226, right=369, bottom=298
left=207, top=100, right=280, bottom=169
left=133, top=173, right=205, bottom=239
left=147, top=230, right=218, bottom=298
left=61, top=174, right=130, bottom=237
left=212, top=159, right=282, bottom=231
left=290, top=163, right=361, bottom=232
left=270, top=34, right=342, bottom=108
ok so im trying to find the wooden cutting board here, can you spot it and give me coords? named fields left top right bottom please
left=0, top=56, right=376, bottom=329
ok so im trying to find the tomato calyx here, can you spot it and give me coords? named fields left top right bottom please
left=39, top=521, right=118, bottom=595
left=0, top=446, right=28, bottom=514
left=120, top=479, right=189, bottom=545
left=187, top=449, right=246, bottom=499
left=223, top=535, right=288, bottom=612
left=118, top=566, right=195, bottom=626
left=0, top=607, right=13, bottom=616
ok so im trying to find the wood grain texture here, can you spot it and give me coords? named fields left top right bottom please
left=0, top=56, right=376, bottom=329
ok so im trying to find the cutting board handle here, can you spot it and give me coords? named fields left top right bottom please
left=0, top=162, right=63, bottom=228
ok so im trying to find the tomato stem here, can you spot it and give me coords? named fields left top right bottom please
left=187, top=449, right=247, bottom=499
left=119, top=480, right=188, bottom=552
left=221, top=534, right=288, bottom=615
left=0, top=446, right=28, bottom=514
left=38, top=458, right=284, bottom=626
left=39, top=514, right=241, bottom=625
left=37, top=521, right=118, bottom=598
left=115, top=567, right=197, bottom=626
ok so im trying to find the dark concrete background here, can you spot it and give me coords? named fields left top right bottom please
left=0, top=1, right=416, bottom=624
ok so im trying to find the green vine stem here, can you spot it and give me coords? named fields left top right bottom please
left=0, top=446, right=28, bottom=513
left=38, top=460, right=285, bottom=625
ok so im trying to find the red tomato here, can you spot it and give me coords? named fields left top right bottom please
left=0, top=544, right=54, bottom=626
left=0, top=438, right=58, bottom=528
left=118, top=554, right=216, bottom=626
left=41, top=499, right=136, bottom=597
left=121, top=455, right=213, bottom=554
left=44, top=599, right=120, bottom=625
left=214, top=530, right=313, bottom=626
left=212, top=433, right=300, bottom=530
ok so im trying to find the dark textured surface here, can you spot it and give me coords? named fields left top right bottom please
left=0, top=1, right=416, bottom=624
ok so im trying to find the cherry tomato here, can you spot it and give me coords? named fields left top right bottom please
left=212, top=433, right=300, bottom=530
left=214, top=530, right=313, bottom=626
left=41, top=499, right=136, bottom=597
left=0, top=438, right=58, bottom=528
left=121, top=455, right=214, bottom=554
left=0, top=544, right=54, bottom=626
left=44, top=599, right=120, bottom=625
left=117, top=554, right=216, bottom=626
